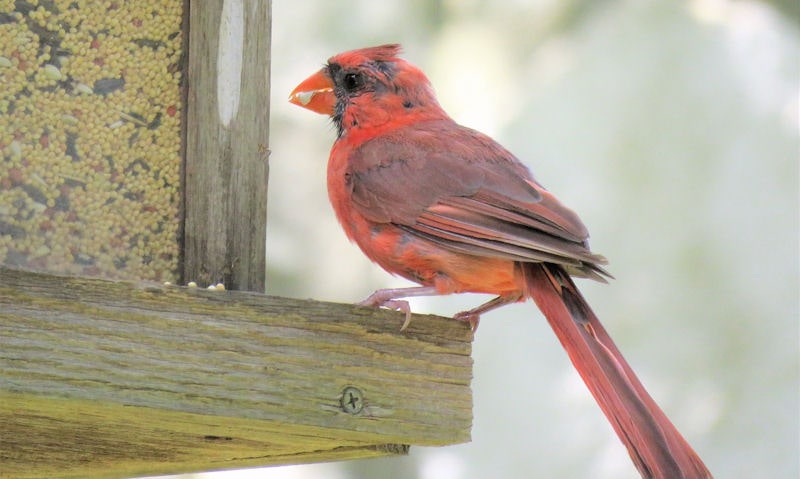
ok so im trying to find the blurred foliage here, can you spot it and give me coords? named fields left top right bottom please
left=765, top=0, right=800, bottom=23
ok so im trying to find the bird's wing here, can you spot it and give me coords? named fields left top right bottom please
left=345, top=120, right=608, bottom=278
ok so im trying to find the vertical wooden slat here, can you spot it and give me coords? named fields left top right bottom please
left=184, top=0, right=271, bottom=292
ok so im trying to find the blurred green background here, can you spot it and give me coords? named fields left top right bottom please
left=170, top=0, right=799, bottom=478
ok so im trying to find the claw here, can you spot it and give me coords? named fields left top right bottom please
left=357, top=286, right=440, bottom=331
left=358, top=296, right=413, bottom=330
left=453, top=311, right=481, bottom=331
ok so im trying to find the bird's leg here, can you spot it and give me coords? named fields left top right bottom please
left=359, top=286, right=441, bottom=330
left=360, top=288, right=523, bottom=332
left=453, top=293, right=523, bottom=331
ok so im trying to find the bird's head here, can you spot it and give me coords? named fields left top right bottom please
left=289, top=44, right=446, bottom=136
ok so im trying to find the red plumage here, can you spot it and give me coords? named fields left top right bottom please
left=290, top=44, right=712, bottom=478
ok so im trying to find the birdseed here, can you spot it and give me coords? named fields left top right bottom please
left=0, top=1, right=184, bottom=282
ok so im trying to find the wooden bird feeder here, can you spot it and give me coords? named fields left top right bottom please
left=0, top=2, right=473, bottom=478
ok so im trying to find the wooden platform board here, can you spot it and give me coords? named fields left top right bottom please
left=0, top=267, right=473, bottom=478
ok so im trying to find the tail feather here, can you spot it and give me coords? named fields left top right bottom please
left=522, top=263, right=712, bottom=479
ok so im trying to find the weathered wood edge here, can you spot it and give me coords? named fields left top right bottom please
left=0, top=267, right=473, bottom=477
left=1, top=391, right=406, bottom=479
left=183, top=0, right=271, bottom=292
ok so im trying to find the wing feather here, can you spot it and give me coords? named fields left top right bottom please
left=345, top=119, right=609, bottom=279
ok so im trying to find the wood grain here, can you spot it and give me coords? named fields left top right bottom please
left=0, top=267, right=473, bottom=478
left=184, top=0, right=271, bottom=292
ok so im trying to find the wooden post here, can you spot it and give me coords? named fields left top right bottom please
left=184, top=0, right=271, bottom=292
left=0, top=267, right=473, bottom=478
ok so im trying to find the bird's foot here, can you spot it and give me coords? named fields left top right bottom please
left=453, top=310, right=481, bottom=331
left=358, top=286, right=439, bottom=331
left=358, top=295, right=413, bottom=330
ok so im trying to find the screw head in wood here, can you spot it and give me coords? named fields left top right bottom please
left=340, top=386, right=363, bottom=414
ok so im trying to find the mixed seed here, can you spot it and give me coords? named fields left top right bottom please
left=0, top=0, right=183, bottom=281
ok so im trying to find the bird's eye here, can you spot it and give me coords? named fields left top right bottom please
left=342, top=72, right=363, bottom=92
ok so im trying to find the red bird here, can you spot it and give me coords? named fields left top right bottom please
left=289, top=44, right=712, bottom=479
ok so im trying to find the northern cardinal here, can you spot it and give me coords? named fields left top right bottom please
left=289, top=44, right=712, bottom=479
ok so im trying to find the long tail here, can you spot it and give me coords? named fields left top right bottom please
left=521, top=263, right=712, bottom=479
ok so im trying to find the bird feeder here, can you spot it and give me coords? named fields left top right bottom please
left=0, top=3, right=472, bottom=478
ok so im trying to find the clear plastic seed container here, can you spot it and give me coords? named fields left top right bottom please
left=0, top=2, right=183, bottom=281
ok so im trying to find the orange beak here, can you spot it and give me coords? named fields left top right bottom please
left=288, top=68, right=336, bottom=116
